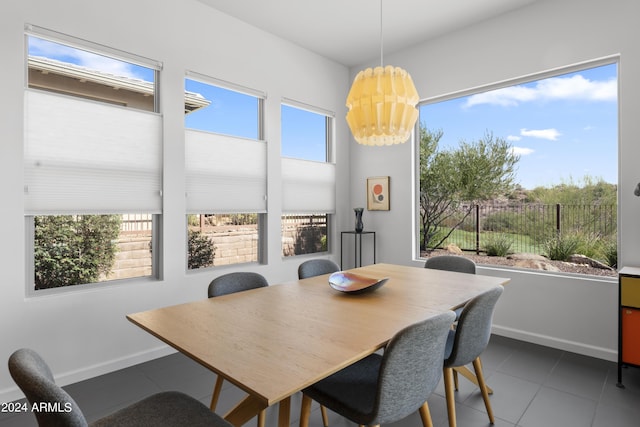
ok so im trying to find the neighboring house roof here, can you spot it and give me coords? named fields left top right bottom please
left=28, top=56, right=210, bottom=113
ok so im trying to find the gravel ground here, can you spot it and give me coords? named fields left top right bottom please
left=422, top=249, right=617, bottom=278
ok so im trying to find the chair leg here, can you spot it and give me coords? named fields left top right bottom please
left=299, top=394, right=312, bottom=427
left=453, top=365, right=493, bottom=394
left=443, top=367, right=457, bottom=427
left=418, top=401, right=434, bottom=427
left=320, top=405, right=329, bottom=427
left=453, top=369, right=459, bottom=391
left=258, top=409, right=266, bottom=427
left=472, top=357, right=495, bottom=424
left=210, top=375, right=224, bottom=411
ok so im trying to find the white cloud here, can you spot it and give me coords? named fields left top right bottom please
left=29, top=36, right=140, bottom=79
left=520, top=128, right=561, bottom=141
left=507, top=135, right=521, bottom=142
left=510, top=146, right=534, bottom=156
left=465, top=74, right=616, bottom=108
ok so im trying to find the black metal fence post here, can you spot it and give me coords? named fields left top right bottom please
left=475, top=204, right=480, bottom=254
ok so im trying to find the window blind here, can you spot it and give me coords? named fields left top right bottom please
left=24, top=89, right=162, bottom=215
left=282, top=158, right=336, bottom=214
left=185, top=130, right=267, bottom=213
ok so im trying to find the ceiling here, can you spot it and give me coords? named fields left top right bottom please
left=197, top=0, right=539, bottom=67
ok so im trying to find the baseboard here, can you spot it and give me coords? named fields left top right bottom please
left=492, top=324, right=617, bottom=362
left=1, top=345, right=175, bottom=403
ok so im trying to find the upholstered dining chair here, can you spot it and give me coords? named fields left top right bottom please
left=424, top=255, right=476, bottom=319
left=299, top=311, right=456, bottom=427
left=424, top=255, right=476, bottom=275
left=207, top=271, right=268, bottom=298
left=298, top=259, right=340, bottom=279
left=441, top=285, right=504, bottom=427
left=296, top=258, right=340, bottom=426
left=208, top=271, right=269, bottom=427
left=8, top=348, right=232, bottom=427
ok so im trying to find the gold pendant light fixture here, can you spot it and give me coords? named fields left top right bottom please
left=346, top=0, right=420, bottom=146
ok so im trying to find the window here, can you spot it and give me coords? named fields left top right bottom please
left=417, top=61, right=618, bottom=277
left=281, top=101, right=335, bottom=256
left=185, top=74, right=266, bottom=269
left=25, top=27, right=162, bottom=292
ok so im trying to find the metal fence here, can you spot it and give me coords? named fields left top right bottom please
left=438, top=203, right=617, bottom=254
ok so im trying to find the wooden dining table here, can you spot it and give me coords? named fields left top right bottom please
left=127, top=263, right=509, bottom=427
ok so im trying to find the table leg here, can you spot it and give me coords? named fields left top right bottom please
left=277, top=397, right=291, bottom=427
left=224, top=395, right=268, bottom=427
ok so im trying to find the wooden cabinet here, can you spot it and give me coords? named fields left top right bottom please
left=618, top=267, right=640, bottom=387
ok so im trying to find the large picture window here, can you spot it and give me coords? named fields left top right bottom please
left=25, top=27, right=162, bottom=292
left=184, top=74, right=266, bottom=269
left=417, top=61, right=618, bottom=277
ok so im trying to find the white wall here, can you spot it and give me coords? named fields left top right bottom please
left=2, top=0, right=638, bottom=404
left=349, top=0, right=640, bottom=361
left=0, top=0, right=351, bottom=401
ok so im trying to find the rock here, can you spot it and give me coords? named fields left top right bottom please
left=567, top=254, right=614, bottom=270
left=507, top=253, right=548, bottom=261
left=514, top=259, right=560, bottom=272
left=444, top=244, right=463, bottom=254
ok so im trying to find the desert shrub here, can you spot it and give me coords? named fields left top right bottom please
left=574, top=233, right=604, bottom=260
left=601, top=238, right=618, bottom=268
left=483, top=233, right=513, bottom=257
left=34, top=215, right=121, bottom=289
left=543, top=233, right=580, bottom=261
left=188, top=229, right=215, bottom=269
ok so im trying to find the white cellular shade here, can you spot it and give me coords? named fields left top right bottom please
left=185, top=130, right=267, bottom=213
left=24, top=90, right=162, bottom=215
left=282, top=158, right=336, bottom=214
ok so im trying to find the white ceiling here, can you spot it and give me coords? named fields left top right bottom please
left=197, top=0, right=539, bottom=67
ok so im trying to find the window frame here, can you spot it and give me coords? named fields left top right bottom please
left=24, top=26, right=163, bottom=295
left=414, top=56, right=620, bottom=279
left=184, top=72, right=268, bottom=270
left=280, top=99, right=336, bottom=258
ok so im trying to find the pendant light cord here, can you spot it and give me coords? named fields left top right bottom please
left=379, top=0, right=384, bottom=67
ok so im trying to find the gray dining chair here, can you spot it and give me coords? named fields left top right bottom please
left=207, top=271, right=269, bottom=297
left=8, top=348, right=232, bottom=427
left=297, top=258, right=340, bottom=426
left=299, top=311, right=456, bottom=427
left=442, top=285, right=504, bottom=427
left=424, top=255, right=476, bottom=319
left=207, top=271, right=269, bottom=427
left=298, top=259, right=340, bottom=279
left=424, top=255, right=476, bottom=275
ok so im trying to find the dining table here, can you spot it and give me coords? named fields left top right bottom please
left=126, top=263, right=510, bottom=427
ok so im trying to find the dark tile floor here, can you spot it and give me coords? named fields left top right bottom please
left=3, top=335, right=640, bottom=427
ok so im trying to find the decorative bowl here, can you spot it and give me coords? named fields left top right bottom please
left=328, top=271, right=388, bottom=294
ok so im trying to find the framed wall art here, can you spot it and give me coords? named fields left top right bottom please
left=367, top=176, right=390, bottom=211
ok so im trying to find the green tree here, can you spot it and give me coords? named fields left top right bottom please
left=419, top=127, right=519, bottom=250
left=34, top=215, right=121, bottom=289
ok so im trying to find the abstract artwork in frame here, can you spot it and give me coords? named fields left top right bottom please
left=367, top=176, right=390, bottom=211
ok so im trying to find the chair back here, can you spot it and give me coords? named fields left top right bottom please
left=445, top=285, right=504, bottom=368
left=424, top=255, right=476, bottom=274
left=8, top=348, right=88, bottom=427
left=374, top=311, right=456, bottom=424
left=298, top=259, right=340, bottom=279
left=208, top=272, right=268, bottom=298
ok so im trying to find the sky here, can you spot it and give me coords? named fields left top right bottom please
left=29, top=35, right=327, bottom=162
left=29, top=36, right=618, bottom=189
left=420, top=63, right=618, bottom=190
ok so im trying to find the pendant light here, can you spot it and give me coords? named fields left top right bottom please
left=346, top=0, right=420, bottom=146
